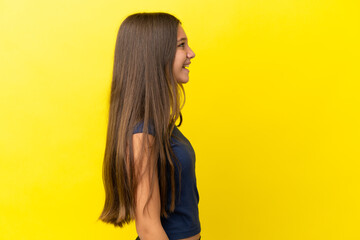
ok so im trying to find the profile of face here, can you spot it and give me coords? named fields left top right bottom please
left=172, top=25, right=195, bottom=84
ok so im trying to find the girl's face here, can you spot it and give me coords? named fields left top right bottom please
left=173, top=25, right=195, bottom=84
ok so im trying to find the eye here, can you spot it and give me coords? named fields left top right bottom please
left=178, top=42, right=185, bottom=48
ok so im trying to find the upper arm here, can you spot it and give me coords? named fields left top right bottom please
left=132, top=133, right=164, bottom=236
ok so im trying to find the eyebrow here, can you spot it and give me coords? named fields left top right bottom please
left=177, top=37, right=187, bottom=42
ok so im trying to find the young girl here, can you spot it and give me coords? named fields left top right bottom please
left=99, top=12, right=200, bottom=240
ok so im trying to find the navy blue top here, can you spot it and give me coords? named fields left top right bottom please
left=133, top=122, right=201, bottom=240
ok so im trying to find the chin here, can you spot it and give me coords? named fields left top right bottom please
left=178, top=75, right=189, bottom=83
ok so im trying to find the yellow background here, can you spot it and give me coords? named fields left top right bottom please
left=1, top=0, right=359, bottom=239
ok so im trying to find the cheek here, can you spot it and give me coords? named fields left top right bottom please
left=174, top=50, right=186, bottom=69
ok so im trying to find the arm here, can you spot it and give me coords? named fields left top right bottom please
left=132, top=133, right=169, bottom=240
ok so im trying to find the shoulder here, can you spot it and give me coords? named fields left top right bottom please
left=133, top=121, right=156, bottom=136
left=132, top=121, right=156, bottom=153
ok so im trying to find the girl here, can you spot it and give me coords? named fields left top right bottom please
left=99, top=12, right=200, bottom=240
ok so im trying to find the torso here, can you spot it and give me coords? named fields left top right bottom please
left=160, top=126, right=201, bottom=240
left=134, top=122, right=201, bottom=240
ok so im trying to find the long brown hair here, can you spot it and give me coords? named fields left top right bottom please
left=99, top=12, right=185, bottom=227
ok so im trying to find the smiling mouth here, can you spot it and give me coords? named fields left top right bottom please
left=182, top=64, right=189, bottom=69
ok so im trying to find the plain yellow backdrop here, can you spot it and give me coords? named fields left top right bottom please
left=1, top=0, right=359, bottom=239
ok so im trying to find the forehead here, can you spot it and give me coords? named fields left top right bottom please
left=177, top=25, right=187, bottom=40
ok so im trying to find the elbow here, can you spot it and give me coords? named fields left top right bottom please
left=136, top=221, right=166, bottom=240
left=136, top=221, right=158, bottom=235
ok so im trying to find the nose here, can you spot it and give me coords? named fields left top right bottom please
left=187, top=47, right=195, bottom=59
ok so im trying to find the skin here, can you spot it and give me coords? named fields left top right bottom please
left=134, top=25, right=200, bottom=240
left=173, top=25, right=196, bottom=84
left=133, top=133, right=169, bottom=240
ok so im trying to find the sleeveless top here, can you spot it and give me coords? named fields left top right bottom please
left=133, top=122, right=201, bottom=240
